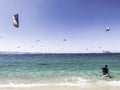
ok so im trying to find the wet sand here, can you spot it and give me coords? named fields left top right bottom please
left=0, top=86, right=120, bottom=90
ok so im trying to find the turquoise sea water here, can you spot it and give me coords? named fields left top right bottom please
left=0, top=53, right=120, bottom=86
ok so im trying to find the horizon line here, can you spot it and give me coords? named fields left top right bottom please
left=0, top=51, right=120, bottom=54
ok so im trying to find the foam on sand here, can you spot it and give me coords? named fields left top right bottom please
left=0, top=80, right=120, bottom=88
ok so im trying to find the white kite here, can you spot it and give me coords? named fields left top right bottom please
left=12, top=14, right=19, bottom=28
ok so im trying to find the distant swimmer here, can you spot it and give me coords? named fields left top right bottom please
left=102, top=65, right=112, bottom=78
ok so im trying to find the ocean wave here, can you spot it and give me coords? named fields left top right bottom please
left=0, top=77, right=89, bottom=88
left=0, top=79, right=120, bottom=88
left=0, top=83, right=91, bottom=88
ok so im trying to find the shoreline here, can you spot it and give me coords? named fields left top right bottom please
left=0, top=81, right=120, bottom=88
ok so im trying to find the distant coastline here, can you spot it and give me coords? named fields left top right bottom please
left=0, top=51, right=120, bottom=55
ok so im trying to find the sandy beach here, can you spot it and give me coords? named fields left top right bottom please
left=0, top=86, right=120, bottom=90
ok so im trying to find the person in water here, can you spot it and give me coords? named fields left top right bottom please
left=102, top=65, right=112, bottom=78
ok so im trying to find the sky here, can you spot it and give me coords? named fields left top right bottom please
left=0, top=0, right=120, bottom=53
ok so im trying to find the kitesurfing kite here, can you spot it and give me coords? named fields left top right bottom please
left=36, top=40, right=40, bottom=43
left=63, top=39, right=66, bottom=42
left=106, top=26, right=110, bottom=31
left=12, top=14, right=19, bottom=28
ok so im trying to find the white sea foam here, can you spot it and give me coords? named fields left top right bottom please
left=0, top=78, right=91, bottom=88
left=0, top=81, right=120, bottom=88
left=0, top=83, right=92, bottom=88
left=107, top=81, right=120, bottom=86
left=0, top=77, right=120, bottom=88
left=0, top=77, right=90, bottom=88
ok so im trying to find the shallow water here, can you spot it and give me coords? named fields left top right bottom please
left=0, top=53, right=119, bottom=86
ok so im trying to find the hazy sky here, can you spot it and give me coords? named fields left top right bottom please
left=0, top=0, right=120, bottom=53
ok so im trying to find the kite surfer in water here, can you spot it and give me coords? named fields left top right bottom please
left=102, top=65, right=112, bottom=78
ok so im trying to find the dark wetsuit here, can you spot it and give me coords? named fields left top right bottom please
left=102, top=67, right=108, bottom=75
left=102, top=65, right=112, bottom=78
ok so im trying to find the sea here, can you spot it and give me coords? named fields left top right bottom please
left=0, top=53, right=120, bottom=88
